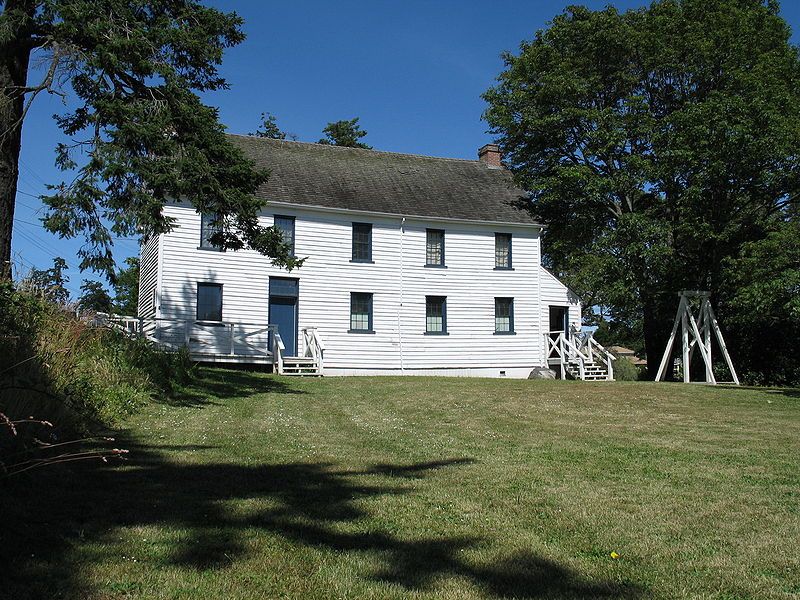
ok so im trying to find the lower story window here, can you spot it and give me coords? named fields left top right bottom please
left=495, top=297, right=514, bottom=333
left=197, top=283, right=222, bottom=321
left=350, top=292, right=373, bottom=332
left=426, top=296, right=447, bottom=333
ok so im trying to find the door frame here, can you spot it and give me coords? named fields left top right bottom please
left=269, top=277, right=299, bottom=357
left=549, top=305, right=569, bottom=336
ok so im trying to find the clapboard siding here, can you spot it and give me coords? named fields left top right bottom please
left=148, top=201, right=579, bottom=377
left=539, top=266, right=582, bottom=365
left=137, top=233, right=159, bottom=319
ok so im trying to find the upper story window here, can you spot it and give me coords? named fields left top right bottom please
left=425, top=295, right=447, bottom=334
left=426, top=229, right=445, bottom=266
left=495, top=297, right=514, bottom=334
left=200, top=213, right=223, bottom=250
left=352, top=222, right=372, bottom=262
left=349, top=292, right=373, bottom=333
left=495, top=233, right=512, bottom=269
left=274, top=215, right=295, bottom=256
left=197, top=283, right=222, bottom=321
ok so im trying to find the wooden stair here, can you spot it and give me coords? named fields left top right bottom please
left=281, top=356, right=321, bottom=376
left=566, top=361, right=609, bottom=381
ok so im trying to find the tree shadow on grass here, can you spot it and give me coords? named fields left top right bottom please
left=161, top=366, right=306, bottom=407
left=1, top=443, right=644, bottom=599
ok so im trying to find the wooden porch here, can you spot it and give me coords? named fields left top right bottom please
left=94, top=314, right=325, bottom=375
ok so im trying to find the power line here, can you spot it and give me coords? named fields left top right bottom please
left=16, top=189, right=43, bottom=200
left=19, top=158, right=48, bottom=186
left=14, top=216, right=140, bottom=246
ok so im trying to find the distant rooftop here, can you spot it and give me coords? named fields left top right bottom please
left=228, top=135, right=537, bottom=225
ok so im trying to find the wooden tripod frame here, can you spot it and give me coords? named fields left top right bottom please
left=655, top=291, right=739, bottom=385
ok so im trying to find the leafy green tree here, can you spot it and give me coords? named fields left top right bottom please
left=0, top=0, right=298, bottom=280
left=251, top=112, right=287, bottom=140
left=112, top=256, right=139, bottom=316
left=77, top=279, right=112, bottom=313
left=20, top=256, right=70, bottom=304
left=318, top=118, right=372, bottom=149
left=484, top=0, right=800, bottom=380
left=720, top=220, right=800, bottom=384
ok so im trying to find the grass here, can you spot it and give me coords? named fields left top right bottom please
left=2, top=370, right=799, bottom=599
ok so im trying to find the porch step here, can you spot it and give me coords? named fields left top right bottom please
left=281, top=356, right=321, bottom=376
left=566, top=365, right=610, bottom=381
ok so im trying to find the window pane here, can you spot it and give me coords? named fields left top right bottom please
left=426, top=229, right=444, bottom=265
left=197, top=284, right=222, bottom=321
left=495, top=233, right=511, bottom=268
left=275, top=216, right=295, bottom=255
left=350, top=292, right=372, bottom=331
left=352, top=223, right=372, bottom=261
left=426, top=296, right=446, bottom=332
left=200, top=213, right=222, bottom=249
left=495, top=298, right=513, bottom=332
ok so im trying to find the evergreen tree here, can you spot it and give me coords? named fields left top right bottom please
left=318, top=118, right=371, bottom=149
left=77, top=280, right=112, bottom=313
left=251, top=112, right=287, bottom=140
left=0, top=0, right=299, bottom=280
left=112, top=256, right=139, bottom=316
left=20, top=256, right=70, bottom=304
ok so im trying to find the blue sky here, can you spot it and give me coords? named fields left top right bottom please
left=12, top=0, right=800, bottom=296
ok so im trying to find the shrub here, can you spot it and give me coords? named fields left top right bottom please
left=1, top=283, right=194, bottom=473
left=613, top=356, right=646, bottom=381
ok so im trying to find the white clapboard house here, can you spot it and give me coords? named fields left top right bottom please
left=132, top=136, right=614, bottom=379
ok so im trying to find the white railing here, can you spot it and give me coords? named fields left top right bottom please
left=95, top=313, right=277, bottom=362
left=545, top=327, right=615, bottom=381
left=272, top=331, right=285, bottom=374
left=301, top=327, right=325, bottom=375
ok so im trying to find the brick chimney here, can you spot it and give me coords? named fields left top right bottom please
left=478, top=143, right=502, bottom=168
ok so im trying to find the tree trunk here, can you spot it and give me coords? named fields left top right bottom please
left=643, top=293, right=674, bottom=381
left=0, top=1, right=35, bottom=280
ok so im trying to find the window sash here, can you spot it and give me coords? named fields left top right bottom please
left=495, top=297, right=513, bottom=332
left=495, top=233, right=512, bottom=268
left=426, top=296, right=446, bottom=332
left=200, top=213, right=222, bottom=250
left=197, top=284, right=222, bottom=321
left=350, top=292, right=373, bottom=331
left=352, top=223, right=372, bottom=261
left=274, top=215, right=295, bottom=255
left=426, top=229, right=445, bottom=265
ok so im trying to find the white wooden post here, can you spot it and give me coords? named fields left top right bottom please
left=706, top=302, right=740, bottom=385
left=681, top=307, right=690, bottom=383
left=687, top=309, right=716, bottom=385
left=702, top=300, right=713, bottom=382
left=656, top=295, right=685, bottom=381
left=229, top=323, right=235, bottom=355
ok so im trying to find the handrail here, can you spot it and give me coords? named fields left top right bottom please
left=301, top=327, right=325, bottom=375
left=273, top=332, right=285, bottom=375
left=544, top=329, right=616, bottom=381
left=97, top=313, right=279, bottom=362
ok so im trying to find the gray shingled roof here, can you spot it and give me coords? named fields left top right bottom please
left=228, top=135, right=537, bottom=225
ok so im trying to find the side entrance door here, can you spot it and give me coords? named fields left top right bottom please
left=269, top=277, right=299, bottom=357
left=548, top=306, right=569, bottom=359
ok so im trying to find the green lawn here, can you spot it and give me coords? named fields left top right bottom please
left=3, top=370, right=799, bottom=599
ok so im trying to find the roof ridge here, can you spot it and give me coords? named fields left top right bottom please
left=226, top=133, right=483, bottom=165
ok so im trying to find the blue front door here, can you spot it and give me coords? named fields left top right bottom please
left=269, top=296, right=298, bottom=357
left=269, top=277, right=299, bottom=358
